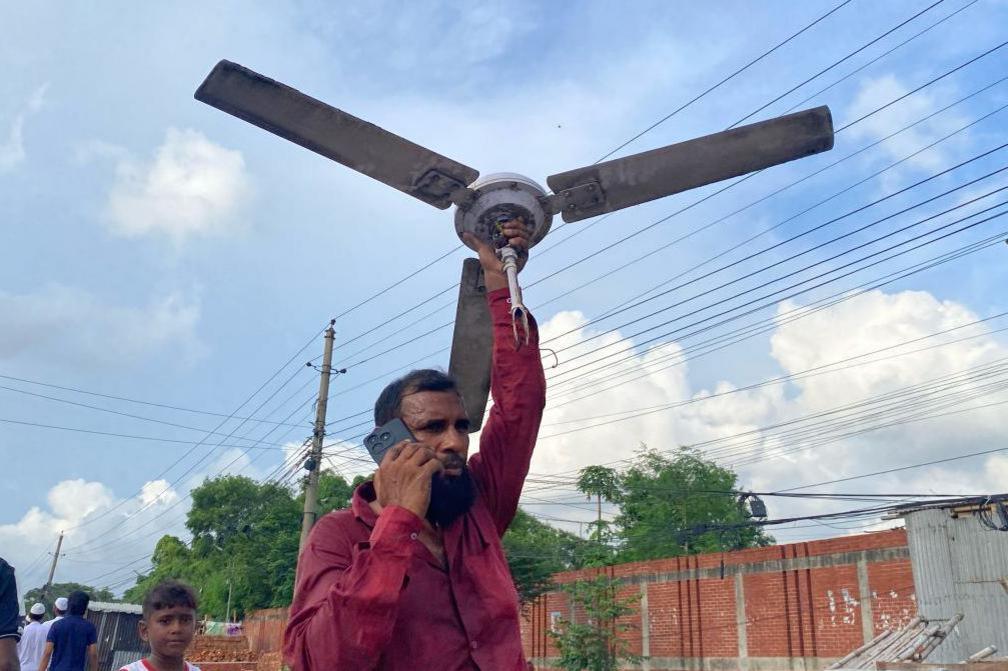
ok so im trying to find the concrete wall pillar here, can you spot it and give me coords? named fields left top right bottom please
left=735, top=571, right=749, bottom=671
left=640, top=582, right=651, bottom=670
left=856, top=558, right=874, bottom=644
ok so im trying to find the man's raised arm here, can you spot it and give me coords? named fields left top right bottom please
left=463, top=220, right=547, bottom=534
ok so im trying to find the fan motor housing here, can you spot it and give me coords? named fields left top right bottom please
left=454, top=173, right=552, bottom=252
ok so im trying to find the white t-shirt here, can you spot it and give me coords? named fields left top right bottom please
left=16, top=620, right=48, bottom=671
left=119, top=659, right=201, bottom=671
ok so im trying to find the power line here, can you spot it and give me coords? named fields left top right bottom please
left=323, top=84, right=1008, bottom=429
left=535, top=214, right=1008, bottom=442
left=836, top=37, right=1008, bottom=132
left=321, top=58, right=1008, bottom=377
left=726, top=0, right=946, bottom=129
left=61, top=325, right=325, bottom=533
left=539, top=315, right=1008, bottom=430
left=0, top=417, right=301, bottom=450
left=544, top=146, right=1008, bottom=366
left=0, top=383, right=302, bottom=445
left=519, top=38, right=1007, bottom=301
left=593, top=0, right=853, bottom=162
left=329, top=1, right=985, bottom=369
left=543, top=231, right=1006, bottom=406
left=544, top=174, right=1008, bottom=385
left=534, top=87, right=1008, bottom=326
left=0, top=373, right=308, bottom=428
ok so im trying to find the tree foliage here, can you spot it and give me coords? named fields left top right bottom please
left=549, top=575, right=642, bottom=671
left=125, top=472, right=357, bottom=616
left=22, top=582, right=116, bottom=614
left=501, top=509, right=590, bottom=608
left=576, top=466, right=620, bottom=503
left=614, top=446, right=774, bottom=562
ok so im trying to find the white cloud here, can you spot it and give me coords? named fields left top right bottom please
left=0, top=83, right=47, bottom=173
left=103, top=128, right=250, bottom=243
left=0, top=478, right=185, bottom=598
left=0, top=284, right=203, bottom=367
left=303, top=2, right=538, bottom=76
left=844, top=75, right=969, bottom=182
left=522, top=288, right=1008, bottom=537
left=47, top=479, right=115, bottom=521
left=140, top=479, right=179, bottom=507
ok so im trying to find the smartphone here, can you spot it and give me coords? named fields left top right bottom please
left=363, top=417, right=416, bottom=465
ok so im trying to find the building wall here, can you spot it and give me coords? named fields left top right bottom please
left=523, top=529, right=915, bottom=671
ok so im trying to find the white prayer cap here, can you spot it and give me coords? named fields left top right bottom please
left=54, top=597, right=68, bottom=611
left=30, top=603, right=45, bottom=616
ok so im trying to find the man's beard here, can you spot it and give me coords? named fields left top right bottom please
left=426, top=457, right=476, bottom=528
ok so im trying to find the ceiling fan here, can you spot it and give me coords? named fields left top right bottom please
left=195, top=60, right=834, bottom=431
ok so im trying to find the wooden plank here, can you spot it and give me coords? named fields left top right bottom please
left=877, top=662, right=1008, bottom=670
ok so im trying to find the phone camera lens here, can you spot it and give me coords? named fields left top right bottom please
left=379, top=432, right=390, bottom=441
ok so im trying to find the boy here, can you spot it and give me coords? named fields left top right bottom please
left=119, top=580, right=200, bottom=671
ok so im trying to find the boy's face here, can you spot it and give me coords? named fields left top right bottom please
left=140, top=605, right=196, bottom=658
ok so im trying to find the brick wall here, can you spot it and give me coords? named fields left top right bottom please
left=523, top=528, right=915, bottom=670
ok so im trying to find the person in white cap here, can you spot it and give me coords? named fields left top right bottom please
left=41, top=598, right=67, bottom=640
left=18, top=603, right=47, bottom=671
left=52, top=599, right=68, bottom=622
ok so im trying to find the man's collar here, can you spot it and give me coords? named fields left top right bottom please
left=351, top=480, right=379, bottom=529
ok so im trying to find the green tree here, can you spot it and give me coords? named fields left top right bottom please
left=126, top=471, right=357, bottom=618
left=575, top=465, right=620, bottom=565
left=615, top=446, right=773, bottom=562
left=549, top=575, right=642, bottom=671
left=501, top=509, right=589, bottom=608
left=23, top=582, right=117, bottom=614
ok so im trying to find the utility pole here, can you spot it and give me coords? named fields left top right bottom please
left=225, top=557, right=233, bottom=624
left=42, top=531, right=64, bottom=600
left=299, top=321, right=336, bottom=550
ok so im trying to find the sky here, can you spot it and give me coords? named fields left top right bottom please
left=2, top=0, right=1008, bottom=598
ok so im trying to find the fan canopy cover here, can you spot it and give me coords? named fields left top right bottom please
left=454, top=172, right=553, bottom=251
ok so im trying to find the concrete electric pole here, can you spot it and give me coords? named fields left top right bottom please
left=42, top=531, right=64, bottom=600
left=299, top=321, right=336, bottom=550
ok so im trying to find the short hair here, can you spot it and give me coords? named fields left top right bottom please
left=67, top=591, right=90, bottom=616
left=28, top=612, right=44, bottom=622
left=374, top=369, right=460, bottom=426
left=142, top=580, right=198, bottom=620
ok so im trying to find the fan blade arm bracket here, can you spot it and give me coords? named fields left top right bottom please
left=412, top=169, right=475, bottom=209
left=540, top=180, right=607, bottom=219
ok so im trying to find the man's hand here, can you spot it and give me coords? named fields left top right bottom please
left=462, top=217, right=533, bottom=293
left=373, top=441, right=444, bottom=520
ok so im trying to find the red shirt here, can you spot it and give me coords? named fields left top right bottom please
left=284, top=288, right=546, bottom=671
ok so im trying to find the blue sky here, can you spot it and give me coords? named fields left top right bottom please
left=3, top=0, right=1008, bottom=595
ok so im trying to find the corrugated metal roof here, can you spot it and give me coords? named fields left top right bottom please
left=88, top=601, right=143, bottom=614
left=891, top=494, right=1008, bottom=516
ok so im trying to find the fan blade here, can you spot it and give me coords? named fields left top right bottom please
left=546, top=106, right=834, bottom=222
left=448, top=258, right=493, bottom=432
left=195, top=60, right=479, bottom=209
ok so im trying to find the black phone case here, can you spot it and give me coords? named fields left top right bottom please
left=363, top=418, right=416, bottom=464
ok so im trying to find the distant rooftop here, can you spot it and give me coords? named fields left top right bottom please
left=889, top=493, right=1008, bottom=516
left=88, top=601, right=143, bottom=614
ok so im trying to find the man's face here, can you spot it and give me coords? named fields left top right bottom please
left=399, top=390, right=476, bottom=526
left=139, top=605, right=196, bottom=659
left=399, top=390, right=470, bottom=473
